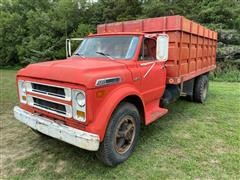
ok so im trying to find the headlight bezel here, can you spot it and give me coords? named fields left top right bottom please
left=18, top=80, right=27, bottom=104
left=72, top=89, right=86, bottom=122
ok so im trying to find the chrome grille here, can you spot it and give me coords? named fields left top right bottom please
left=27, top=95, right=72, bottom=118
left=33, top=97, right=66, bottom=115
left=26, top=81, right=71, bottom=101
left=32, top=83, right=65, bottom=98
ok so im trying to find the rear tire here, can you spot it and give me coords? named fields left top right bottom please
left=96, top=102, right=141, bottom=167
left=193, top=75, right=209, bottom=103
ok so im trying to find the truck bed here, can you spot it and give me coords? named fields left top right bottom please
left=97, top=15, right=217, bottom=84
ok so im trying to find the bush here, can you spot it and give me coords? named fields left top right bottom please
left=210, top=62, right=240, bottom=82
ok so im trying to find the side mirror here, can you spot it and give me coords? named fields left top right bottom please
left=66, top=38, right=84, bottom=58
left=66, top=39, right=71, bottom=58
left=156, top=34, right=169, bottom=61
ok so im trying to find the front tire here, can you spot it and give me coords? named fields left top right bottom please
left=193, top=74, right=209, bottom=103
left=96, top=102, right=141, bottom=166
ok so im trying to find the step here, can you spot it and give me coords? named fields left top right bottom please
left=145, top=99, right=168, bottom=125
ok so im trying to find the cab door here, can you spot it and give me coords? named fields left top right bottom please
left=137, top=38, right=166, bottom=103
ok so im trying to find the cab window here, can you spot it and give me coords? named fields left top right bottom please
left=139, top=38, right=156, bottom=61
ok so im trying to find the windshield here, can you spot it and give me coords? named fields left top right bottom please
left=74, top=35, right=139, bottom=59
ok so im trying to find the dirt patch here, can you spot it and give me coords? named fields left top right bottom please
left=0, top=113, right=43, bottom=177
left=55, top=160, right=66, bottom=173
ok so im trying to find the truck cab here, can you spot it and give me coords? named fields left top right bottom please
left=14, top=16, right=216, bottom=166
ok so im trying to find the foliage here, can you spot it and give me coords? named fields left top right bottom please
left=210, top=61, right=240, bottom=82
left=0, top=0, right=239, bottom=67
left=217, top=44, right=240, bottom=62
left=218, top=29, right=240, bottom=45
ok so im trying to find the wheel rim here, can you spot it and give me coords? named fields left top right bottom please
left=202, top=82, right=208, bottom=100
left=114, top=115, right=136, bottom=154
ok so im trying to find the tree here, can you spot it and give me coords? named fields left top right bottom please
left=0, top=0, right=239, bottom=66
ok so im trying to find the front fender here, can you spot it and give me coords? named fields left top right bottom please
left=86, top=84, right=144, bottom=141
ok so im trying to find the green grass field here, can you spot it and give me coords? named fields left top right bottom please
left=1, top=69, right=240, bottom=179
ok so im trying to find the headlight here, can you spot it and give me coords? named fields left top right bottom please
left=21, top=81, right=26, bottom=93
left=18, top=80, right=27, bottom=104
left=76, top=92, right=85, bottom=107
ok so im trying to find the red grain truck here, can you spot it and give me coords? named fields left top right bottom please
left=14, top=15, right=217, bottom=166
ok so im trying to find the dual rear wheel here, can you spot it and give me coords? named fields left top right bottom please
left=193, top=74, right=209, bottom=103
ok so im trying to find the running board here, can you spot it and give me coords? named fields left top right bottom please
left=145, top=99, right=168, bottom=125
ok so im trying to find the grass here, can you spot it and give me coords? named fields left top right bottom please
left=0, top=69, right=240, bottom=179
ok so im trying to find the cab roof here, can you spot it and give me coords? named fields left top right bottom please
left=88, top=32, right=145, bottom=37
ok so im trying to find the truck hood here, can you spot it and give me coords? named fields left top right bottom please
left=17, top=57, right=127, bottom=88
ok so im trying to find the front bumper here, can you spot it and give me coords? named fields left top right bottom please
left=13, top=106, right=100, bottom=151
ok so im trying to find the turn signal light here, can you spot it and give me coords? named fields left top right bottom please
left=96, top=90, right=106, bottom=98
left=22, top=96, right=26, bottom=101
left=77, top=110, right=85, bottom=118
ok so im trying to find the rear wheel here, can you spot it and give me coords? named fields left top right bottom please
left=193, top=75, right=209, bottom=103
left=96, top=102, right=140, bottom=166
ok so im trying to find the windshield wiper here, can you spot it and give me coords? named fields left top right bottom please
left=96, top=51, right=114, bottom=60
left=74, top=52, right=85, bottom=58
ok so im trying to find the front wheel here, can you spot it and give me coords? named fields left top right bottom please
left=96, top=102, right=141, bottom=166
